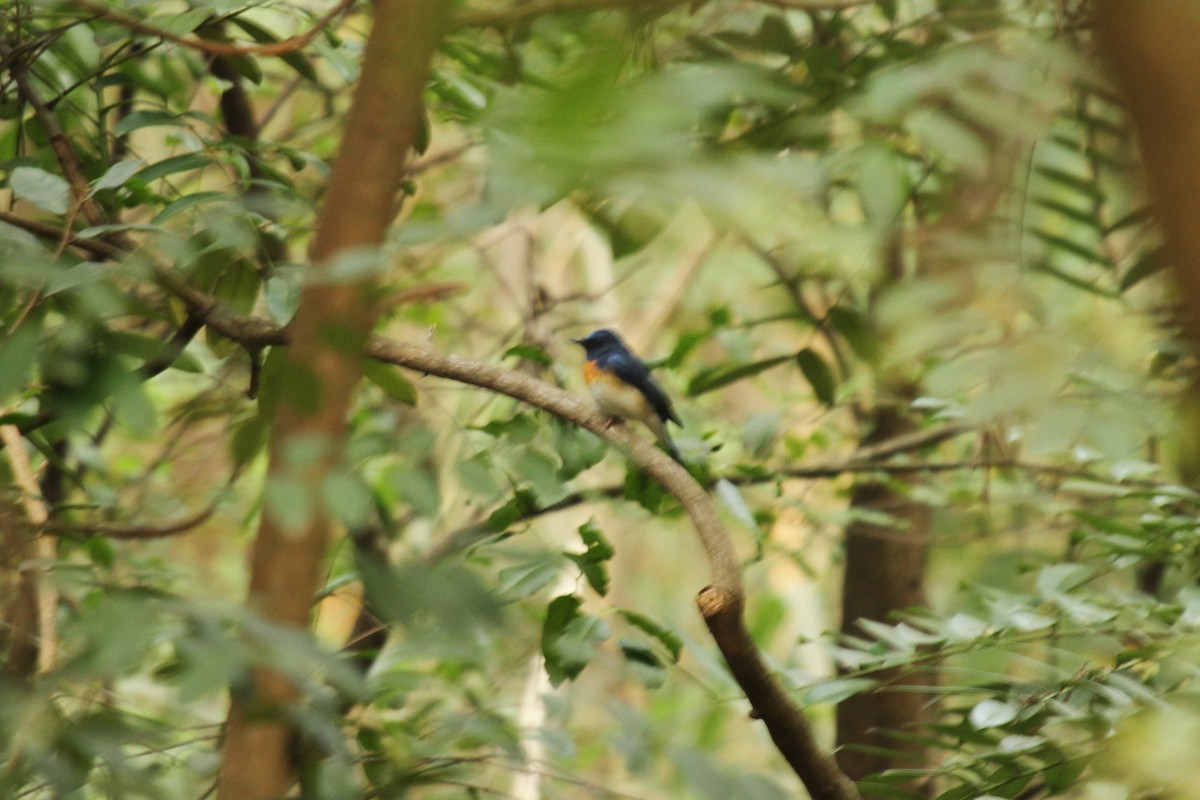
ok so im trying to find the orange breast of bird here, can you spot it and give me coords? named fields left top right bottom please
left=584, top=361, right=653, bottom=422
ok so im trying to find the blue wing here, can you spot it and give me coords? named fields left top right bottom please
left=599, top=352, right=681, bottom=426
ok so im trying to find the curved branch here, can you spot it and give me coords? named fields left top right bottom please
left=149, top=273, right=858, bottom=797
left=366, top=337, right=743, bottom=588
left=362, top=337, right=859, bottom=800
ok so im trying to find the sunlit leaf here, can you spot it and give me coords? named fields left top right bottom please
left=498, top=557, right=562, bottom=601
left=804, top=677, right=879, bottom=706
left=970, top=699, right=1020, bottom=729
left=11, top=166, right=70, bottom=215
left=92, top=159, right=146, bottom=192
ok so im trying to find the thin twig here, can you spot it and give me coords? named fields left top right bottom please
left=46, top=502, right=217, bottom=540
left=71, top=0, right=355, bottom=58
left=0, top=211, right=125, bottom=260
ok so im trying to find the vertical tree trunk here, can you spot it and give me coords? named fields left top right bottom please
left=836, top=404, right=932, bottom=787
left=215, top=3, right=449, bottom=798
left=1094, top=3, right=1200, bottom=349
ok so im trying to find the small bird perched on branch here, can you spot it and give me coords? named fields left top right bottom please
left=572, top=328, right=683, bottom=463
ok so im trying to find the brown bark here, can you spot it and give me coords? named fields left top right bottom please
left=1094, top=3, right=1200, bottom=347
left=1094, top=4, right=1200, bottom=590
left=1, top=504, right=39, bottom=677
left=214, top=3, right=450, bottom=798
left=836, top=405, right=932, bottom=786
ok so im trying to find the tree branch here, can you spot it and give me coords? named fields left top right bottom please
left=71, top=0, right=355, bottom=58
left=148, top=268, right=859, bottom=796
left=361, top=338, right=859, bottom=799
left=47, top=503, right=216, bottom=540
left=454, top=0, right=877, bottom=28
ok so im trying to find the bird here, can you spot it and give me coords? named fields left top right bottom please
left=571, top=328, right=683, bottom=463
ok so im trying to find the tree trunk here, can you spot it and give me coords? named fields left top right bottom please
left=836, top=404, right=932, bottom=787
left=215, top=3, right=449, bottom=798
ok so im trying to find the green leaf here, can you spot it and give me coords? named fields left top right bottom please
left=969, top=699, right=1019, bottom=729
left=1105, top=206, right=1150, bottom=234
left=92, top=159, right=146, bottom=192
left=1036, top=165, right=1104, bottom=201
left=111, top=377, right=156, bottom=437
left=804, top=676, right=879, bottom=706
left=553, top=422, right=606, bottom=480
left=827, top=306, right=878, bottom=362
left=858, top=142, right=908, bottom=226
left=136, top=153, right=212, bottom=183
left=152, top=191, right=230, bottom=224
left=212, top=259, right=261, bottom=313
left=362, top=360, right=417, bottom=405
left=687, top=354, right=792, bottom=396
left=323, top=471, right=376, bottom=529
left=114, top=109, right=186, bottom=136
left=715, top=478, right=756, bottom=530
left=619, top=639, right=667, bottom=688
left=796, top=348, right=836, bottom=406
left=498, top=557, right=562, bottom=601
left=617, top=609, right=683, bottom=662
left=905, top=109, right=987, bottom=173
left=486, top=488, right=538, bottom=532
left=457, top=452, right=500, bottom=498
left=228, top=17, right=319, bottom=82
left=1033, top=196, right=1102, bottom=230
left=1030, top=261, right=1117, bottom=298
left=510, top=446, right=565, bottom=503
left=662, top=329, right=710, bottom=370
left=477, top=412, right=539, bottom=443
left=11, top=166, right=70, bottom=214
left=216, top=53, right=263, bottom=85
left=358, top=555, right=502, bottom=634
left=623, top=465, right=668, bottom=513
left=386, top=464, right=441, bottom=517
left=109, top=330, right=202, bottom=372
left=566, top=519, right=614, bottom=596
left=1120, top=245, right=1167, bottom=291
left=230, top=414, right=270, bottom=467
left=1031, top=229, right=1110, bottom=267
left=1043, top=757, right=1087, bottom=793
left=541, top=595, right=610, bottom=687
left=0, top=322, right=41, bottom=403
left=503, top=343, right=553, bottom=365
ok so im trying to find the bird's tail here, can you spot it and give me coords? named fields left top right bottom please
left=647, top=416, right=684, bottom=465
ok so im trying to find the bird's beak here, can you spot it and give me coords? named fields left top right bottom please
left=570, top=337, right=585, bottom=345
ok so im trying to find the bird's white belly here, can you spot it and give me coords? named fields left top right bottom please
left=589, top=379, right=652, bottom=422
